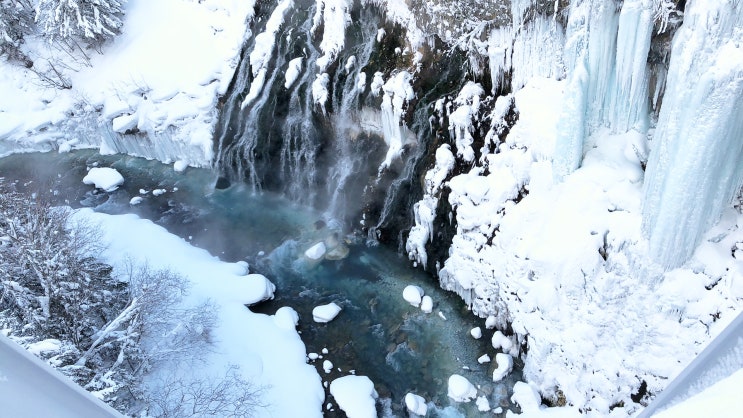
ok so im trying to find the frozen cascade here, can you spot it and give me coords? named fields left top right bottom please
left=642, top=0, right=743, bottom=269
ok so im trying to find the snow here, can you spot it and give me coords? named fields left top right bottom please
left=405, top=392, right=428, bottom=416
left=0, top=0, right=253, bottom=166
left=329, top=375, right=378, bottom=418
left=312, top=302, right=342, bottom=323
left=402, top=285, right=424, bottom=307
left=476, top=395, right=490, bottom=412
left=492, top=353, right=514, bottom=382
left=653, top=368, right=743, bottom=418
left=312, top=0, right=353, bottom=72
left=82, top=167, right=124, bottom=192
left=284, top=57, right=303, bottom=89
left=447, top=374, right=477, bottom=403
left=305, top=242, right=327, bottom=260
left=71, top=209, right=324, bottom=417
left=470, top=327, right=482, bottom=339
left=420, top=295, right=433, bottom=313
left=26, top=339, right=62, bottom=356
left=242, top=0, right=294, bottom=109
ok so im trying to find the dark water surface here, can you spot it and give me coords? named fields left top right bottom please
left=0, top=150, right=522, bottom=417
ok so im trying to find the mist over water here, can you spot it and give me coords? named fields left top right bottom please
left=0, top=150, right=521, bottom=416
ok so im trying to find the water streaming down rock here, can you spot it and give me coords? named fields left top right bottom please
left=213, top=0, right=474, bottom=249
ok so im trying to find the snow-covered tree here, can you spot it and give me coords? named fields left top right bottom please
left=35, top=0, right=125, bottom=46
left=0, top=0, right=35, bottom=61
left=0, top=182, right=221, bottom=413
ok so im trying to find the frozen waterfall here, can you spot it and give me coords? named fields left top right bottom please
left=642, top=0, right=743, bottom=269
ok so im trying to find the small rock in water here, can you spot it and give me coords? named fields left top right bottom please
left=308, top=353, right=319, bottom=361
left=323, top=360, right=333, bottom=373
left=478, top=354, right=491, bottom=364
left=322, top=347, right=329, bottom=354
left=438, top=311, right=447, bottom=320
left=129, top=196, right=143, bottom=205
left=152, top=188, right=166, bottom=196
left=485, top=315, right=497, bottom=329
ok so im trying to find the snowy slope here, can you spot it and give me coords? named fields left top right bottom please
left=0, top=0, right=253, bottom=167
left=72, top=209, right=324, bottom=417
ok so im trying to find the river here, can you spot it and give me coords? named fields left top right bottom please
left=0, top=150, right=522, bottom=417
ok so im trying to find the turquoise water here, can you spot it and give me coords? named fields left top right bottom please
left=0, top=151, right=521, bottom=416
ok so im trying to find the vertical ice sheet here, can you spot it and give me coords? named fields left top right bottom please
left=642, top=0, right=743, bottom=269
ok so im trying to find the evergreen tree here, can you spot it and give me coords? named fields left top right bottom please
left=35, top=0, right=125, bottom=46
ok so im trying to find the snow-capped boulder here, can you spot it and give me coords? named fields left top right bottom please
left=492, top=353, right=513, bottom=382
left=404, top=392, right=428, bottom=416
left=313, top=302, right=342, bottom=323
left=402, top=285, right=424, bottom=307
left=82, top=167, right=124, bottom=192
left=329, top=375, right=378, bottom=418
left=447, top=374, right=477, bottom=402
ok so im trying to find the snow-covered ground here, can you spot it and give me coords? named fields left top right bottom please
left=72, top=208, right=325, bottom=417
left=0, top=0, right=253, bottom=167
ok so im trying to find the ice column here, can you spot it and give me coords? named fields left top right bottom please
left=554, top=0, right=620, bottom=179
left=608, top=0, right=653, bottom=133
left=642, top=0, right=743, bottom=269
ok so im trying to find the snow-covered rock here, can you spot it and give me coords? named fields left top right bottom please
left=82, top=167, right=124, bottom=192
left=273, top=306, right=300, bottom=330
left=492, top=353, right=514, bottom=382
left=447, top=374, right=477, bottom=402
left=239, top=274, right=276, bottom=305
left=312, top=302, right=342, bottom=323
left=404, top=392, right=428, bottom=416
left=420, top=295, right=433, bottom=313
left=329, top=375, right=378, bottom=418
left=402, top=285, right=424, bottom=307
left=470, top=327, right=482, bottom=339
left=305, top=242, right=327, bottom=261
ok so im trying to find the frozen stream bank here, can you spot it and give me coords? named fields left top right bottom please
left=0, top=150, right=522, bottom=416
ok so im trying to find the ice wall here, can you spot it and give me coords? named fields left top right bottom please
left=642, top=0, right=743, bottom=269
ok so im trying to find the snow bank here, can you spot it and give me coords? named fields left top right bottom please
left=72, top=209, right=324, bottom=417
left=82, top=167, right=124, bottom=192
left=329, top=375, right=378, bottom=418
